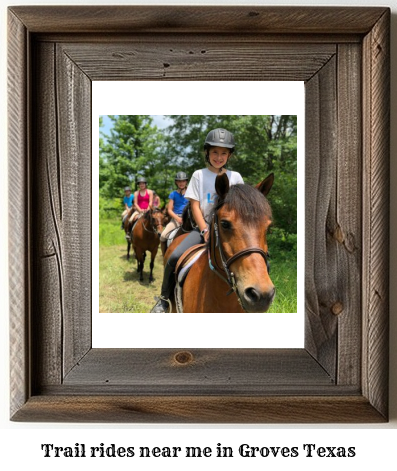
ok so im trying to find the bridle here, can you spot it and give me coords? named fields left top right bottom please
left=208, top=201, right=270, bottom=306
left=142, top=210, right=164, bottom=237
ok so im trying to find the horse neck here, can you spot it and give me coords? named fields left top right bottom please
left=182, top=205, right=195, bottom=231
left=182, top=216, right=191, bottom=231
left=139, top=212, right=151, bottom=228
left=209, top=220, right=225, bottom=273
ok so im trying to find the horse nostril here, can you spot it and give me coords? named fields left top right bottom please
left=244, top=287, right=261, bottom=304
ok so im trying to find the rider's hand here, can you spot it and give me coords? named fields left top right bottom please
left=175, top=216, right=182, bottom=225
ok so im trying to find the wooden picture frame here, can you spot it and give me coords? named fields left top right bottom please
left=8, top=6, right=390, bottom=423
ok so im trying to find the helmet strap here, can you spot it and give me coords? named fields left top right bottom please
left=206, top=149, right=230, bottom=173
left=175, top=180, right=187, bottom=194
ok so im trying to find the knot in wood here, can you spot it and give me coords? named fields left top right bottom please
left=331, top=302, right=344, bottom=316
left=333, top=225, right=344, bottom=244
left=174, top=351, right=193, bottom=365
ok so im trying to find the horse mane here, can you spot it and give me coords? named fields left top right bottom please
left=143, top=210, right=152, bottom=222
left=181, top=201, right=191, bottom=223
left=214, top=183, right=272, bottom=224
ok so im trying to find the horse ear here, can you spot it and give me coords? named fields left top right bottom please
left=215, top=173, right=230, bottom=201
left=256, top=173, right=274, bottom=197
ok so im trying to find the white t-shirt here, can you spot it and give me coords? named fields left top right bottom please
left=185, top=168, right=244, bottom=222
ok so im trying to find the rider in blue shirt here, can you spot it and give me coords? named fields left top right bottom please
left=121, top=186, right=134, bottom=229
left=160, top=171, right=189, bottom=255
left=168, top=187, right=188, bottom=215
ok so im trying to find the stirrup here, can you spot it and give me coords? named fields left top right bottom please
left=150, top=296, right=171, bottom=313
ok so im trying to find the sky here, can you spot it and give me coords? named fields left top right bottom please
left=100, top=115, right=172, bottom=138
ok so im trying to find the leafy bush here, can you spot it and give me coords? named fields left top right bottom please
left=100, top=196, right=123, bottom=220
left=268, top=227, right=297, bottom=255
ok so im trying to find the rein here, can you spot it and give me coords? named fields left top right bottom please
left=208, top=202, right=270, bottom=305
left=141, top=210, right=163, bottom=236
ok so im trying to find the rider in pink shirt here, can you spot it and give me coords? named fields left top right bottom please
left=136, top=187, right=150, bottom=210
left=128, top=176, right=153, bottom=224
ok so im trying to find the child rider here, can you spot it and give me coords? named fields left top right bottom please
left=151, top=128, right=243, bottom=313
left=160, top=171, right=189, bottom=255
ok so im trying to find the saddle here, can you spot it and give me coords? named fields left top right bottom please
left=129, top=214, right=143, bottom=238
left=166, top=226, right=180, bottom=248
left=174, top=243, right=206, bottom=313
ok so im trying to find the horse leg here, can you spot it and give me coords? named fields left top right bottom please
left=160, top=240, right=167, bottom=258
left=134, top=245, right=142, bottom=276
left=127, top=227, right=134, bottom=260
left=135, top=255, right=143, bottom=277
left=135, top=248, right=145, bottom=281
left=149, top=246, right=158, bottom=283
left=139, top=259, right=144, bottom=281
left=149, top=260, right=154, bottom=283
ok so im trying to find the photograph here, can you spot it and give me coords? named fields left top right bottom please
left=98, top=114, right=298, bottom=315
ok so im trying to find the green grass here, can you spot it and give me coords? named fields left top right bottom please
left=99, top=218, right=127, bottom=247
left=99, top=244, right=164, bottom=313
left=266, top=252, right=297, bottom=313
left=99, top=217, right=298, bottom=313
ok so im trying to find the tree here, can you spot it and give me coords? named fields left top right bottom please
left=99, top=115, right=161, bottom=200
left=165, top=115, right=297, bottom=234
left=99, top=114, right=297, bottom=236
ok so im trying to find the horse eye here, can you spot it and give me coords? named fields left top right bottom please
left=220, top=220, right=232, bottom=230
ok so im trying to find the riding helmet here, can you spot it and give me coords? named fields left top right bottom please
left=175, top=171, right=188, bottom=181
left=136, top=176, right=147, bottom=184
left=124, top=186, right=131, bottom=191
left=204, top=128, right=235, bottom=152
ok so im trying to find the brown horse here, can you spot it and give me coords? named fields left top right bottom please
left=165, top=173, right=275, bottom=312
left=123, top=206, right=136, bottom=260
left=130, top=209, right=166, bottom=282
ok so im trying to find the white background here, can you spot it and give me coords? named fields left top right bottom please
left=1, top=0, right=396, bottom=470
left=92, top=81, right=305, bottom=348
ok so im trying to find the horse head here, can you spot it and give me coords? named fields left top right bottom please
left=211, top=173, right=275, bottom=313
left=150, top=208, right=166, bottom=236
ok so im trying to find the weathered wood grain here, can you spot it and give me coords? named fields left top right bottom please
left=32, top=42, right=63, bottom=388
left=59, top=42, right=336, bottom=82
left=362, top=9, right=390, bottom=419
left=11, top=396, right=385, bottom=424
left=8, top=6, right=390, bottom=423
left=304, top=43, right=363, bottom=386
left=304, top=56, right=338, bottom=377
left=31, top=41, right=91, bottom=387
left=62, top=348, right=333, bottom=390
left=56, top=45, right=91, bottom=377
left=33, top=33, right=363, bottom=45
left=9, top=6, right=387, bottom=34
left=8, top=10, right=29, bottom=419
left=335, top=44, right=362, bottom=386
